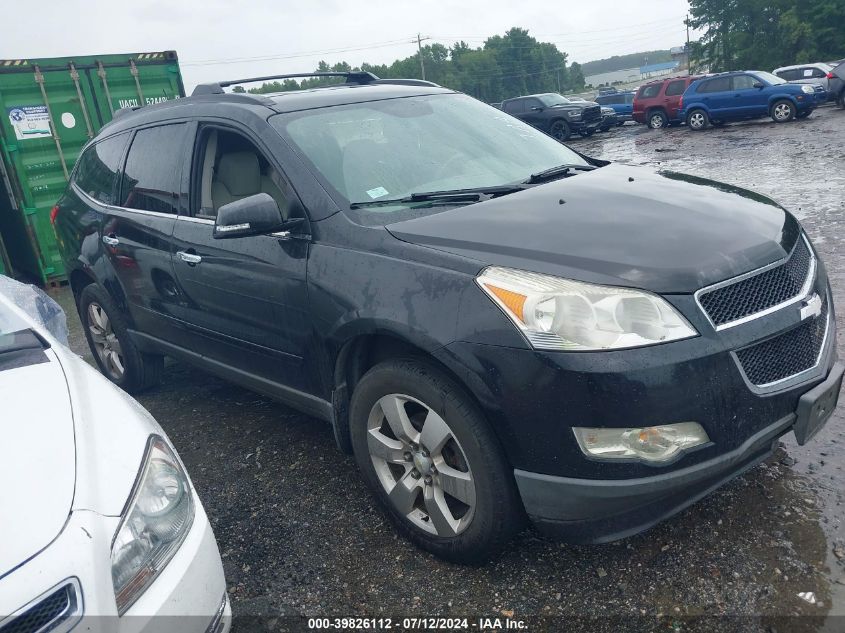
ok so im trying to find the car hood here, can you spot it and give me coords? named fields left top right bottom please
left=387, top=164, right=799, bottom=293
left=0, top=350, right=76, bottom=579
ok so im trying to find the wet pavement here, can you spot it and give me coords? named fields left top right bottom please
left=56, top=105, right=845, bottom=632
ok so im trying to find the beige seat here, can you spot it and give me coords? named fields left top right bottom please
left=211, top=151, right=287, bottom=217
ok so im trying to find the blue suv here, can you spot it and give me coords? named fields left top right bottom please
left=682, top=71, right=824, bottom=130
left=594, top=91, right=635, bottom=123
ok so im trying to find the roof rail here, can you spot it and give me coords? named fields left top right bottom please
left=192, top=71, right=380, bottom=96
left=373, top=78, right=440, bottom=87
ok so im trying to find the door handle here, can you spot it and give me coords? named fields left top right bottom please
left=177, top=250, right=202, bottom=265
left=102, top=234, right=119, bottom=247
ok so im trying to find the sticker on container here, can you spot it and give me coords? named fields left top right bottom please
left=7, top=106, right=52, bottom=140
left=366, top=186, right=389, bottom=199
left=61, top=112, right=76, bottom=129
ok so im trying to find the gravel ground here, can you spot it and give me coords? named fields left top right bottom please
left=54, top=105, right=845, bottom=632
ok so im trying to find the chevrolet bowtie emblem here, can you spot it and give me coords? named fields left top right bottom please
left=800, top=294, right=822, bottom=321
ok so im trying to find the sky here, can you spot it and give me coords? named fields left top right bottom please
left=2, top=0, right=696, bottom=91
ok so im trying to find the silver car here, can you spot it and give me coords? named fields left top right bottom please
left=773, top=63, right=836, bottom=100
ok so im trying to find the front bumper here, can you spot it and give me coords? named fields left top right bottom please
left=0, top=499, right=229, bottom=633
left=516, top=360, right=843, bottom=543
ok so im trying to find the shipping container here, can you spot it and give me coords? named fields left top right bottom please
left=0, top=51, right=185, bottom=284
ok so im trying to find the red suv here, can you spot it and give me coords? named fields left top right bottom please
left=633, top=75, right=702, bottom=129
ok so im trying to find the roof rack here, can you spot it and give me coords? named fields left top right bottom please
left=192, top=71, right=381, bottom=96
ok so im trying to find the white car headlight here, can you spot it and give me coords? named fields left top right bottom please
left=801, top=84, right=815, bottom=94
left=573, top=422, right=710, bottom=463
left=111, top=436, right=194, bottom=615
left=477, top=266, right=697, bottom=351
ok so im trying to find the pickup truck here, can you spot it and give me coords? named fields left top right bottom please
left=500, top=93, right=602, bottom=141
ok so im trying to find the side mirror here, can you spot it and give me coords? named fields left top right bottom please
left=753, top=82, right=764, bottom=89
left=213, top=193, right=292, bottom=239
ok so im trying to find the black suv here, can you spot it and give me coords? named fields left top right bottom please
left=55, top=72, right=843, bottom=563
left=500, top=93, right=602, bottom=141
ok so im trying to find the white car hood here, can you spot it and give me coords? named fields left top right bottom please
left=0, top=349, right=75, bottom=578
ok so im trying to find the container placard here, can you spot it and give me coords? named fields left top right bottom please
left=7, top=105, right=52, bottom=140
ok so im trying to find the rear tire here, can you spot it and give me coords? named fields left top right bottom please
left=78, top=284, right=163, bottom=393
left=647, top=110, right=668, bottom=129
left=349, top=358, right=521, bottom=564
left=686, top=109, right=709, bottom=130
left=771, top=99, right=796, bottom=122
left=549, top=119, right=572, bottom=141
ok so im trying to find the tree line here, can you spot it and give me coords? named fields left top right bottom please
left=241, top=28, right=586, bottom=103
left=689, top=0, right=845, bottom=72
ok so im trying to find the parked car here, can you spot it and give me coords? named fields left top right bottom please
left=599, top=105, right=619, bottom=131
left=595, top=90, right=636, bottom=123
left=54, top=71, right=842, bottom=563
left=633, top=75, right=703, bottom=128
left=501, top=93, right=602, bottom=140
left=773, top=63, right=837, bottom=100
left=597, top=86, right=618, bottom=96
left=830, top=60, right=845, bottom=107
left=682, top=70, right=826, bottom=130
left=0, top=278, right=229, bottom=630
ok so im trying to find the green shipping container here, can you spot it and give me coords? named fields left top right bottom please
left=0, top=51, right=185, bottom=284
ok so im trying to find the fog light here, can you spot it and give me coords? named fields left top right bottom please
left=573, top=422, right=710, bottom=463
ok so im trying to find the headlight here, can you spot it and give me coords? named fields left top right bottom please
left=477, top=266, right=697, bottom=350
left=573, top=422, right=710, bottom=463
left=567, top=111, right=582, bottom=120
left=801, top=84, right=815, bottom=94
left=111, top=436, right=194, bottom=615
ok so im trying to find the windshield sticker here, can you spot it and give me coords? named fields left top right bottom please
left=7, top=106, right=52, bottom=140
left=366, top=186, right=389, bottom=199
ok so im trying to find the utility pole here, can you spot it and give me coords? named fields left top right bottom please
left=685, top=13, right=691, bottom=74
left=416, top=33, right=431, bottom=80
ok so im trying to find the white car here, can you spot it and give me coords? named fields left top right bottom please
left=0, top=281, right=230, bottom=633
left=773, top=62, right=836, bottom=99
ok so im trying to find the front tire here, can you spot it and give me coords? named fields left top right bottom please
left=647, top=110, right=668, bottom=129
left=771, top=99, right=796, bottom=122
left=549, top=119, right=571, bottom=141
left=349, top=358, right=521, bottom=563
left=686, top=109, right=709, bottom=130
left=78, top=284, right=163, bottom=393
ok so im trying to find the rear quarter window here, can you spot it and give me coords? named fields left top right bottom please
left=73, top=134, right=128, bottom=204
left=638, top=84, right=661, bottom=98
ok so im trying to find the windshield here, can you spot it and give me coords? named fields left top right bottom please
left=754, top=71, right=787, bottom=85
left=272, top=93, right=589, bottom=224
left=538, top=94, right=572, bottom=106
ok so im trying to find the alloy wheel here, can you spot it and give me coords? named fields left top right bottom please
left=773, top=103, right=792, bottom=121
left=87, top=302, right=125, bottom=380
left=689, top=112, right=706, bottom=129
left=366, top=393, right=476, bottom=537
left=650, top=114, right=665, bottom=128
left=550, top=122, right=568, bottom=141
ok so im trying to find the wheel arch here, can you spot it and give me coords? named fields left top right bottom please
left=331, top=330, right=495, bottom=457
left=69, top=266, right=96, bottom=305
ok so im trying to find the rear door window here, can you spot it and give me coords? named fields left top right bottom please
left=119, top=124, right=189, bottom=214
left=503, top=100, right=526, bottom=114
left=698, top=77, right=732, bottom=93
left=73, top=134, right=128, bottom=204
left=665, top=80, right=686, bottom=96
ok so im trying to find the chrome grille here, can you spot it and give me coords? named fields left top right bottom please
left=698, top=236, right=814, bottom=328
left=735, top=294, right=829, bottom=387
left=0, top=580, right=81, bottom=633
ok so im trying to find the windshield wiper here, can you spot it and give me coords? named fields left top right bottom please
left=524, top=163, right=597, bottom=185
left=349, top=184, right=526, bottom=209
